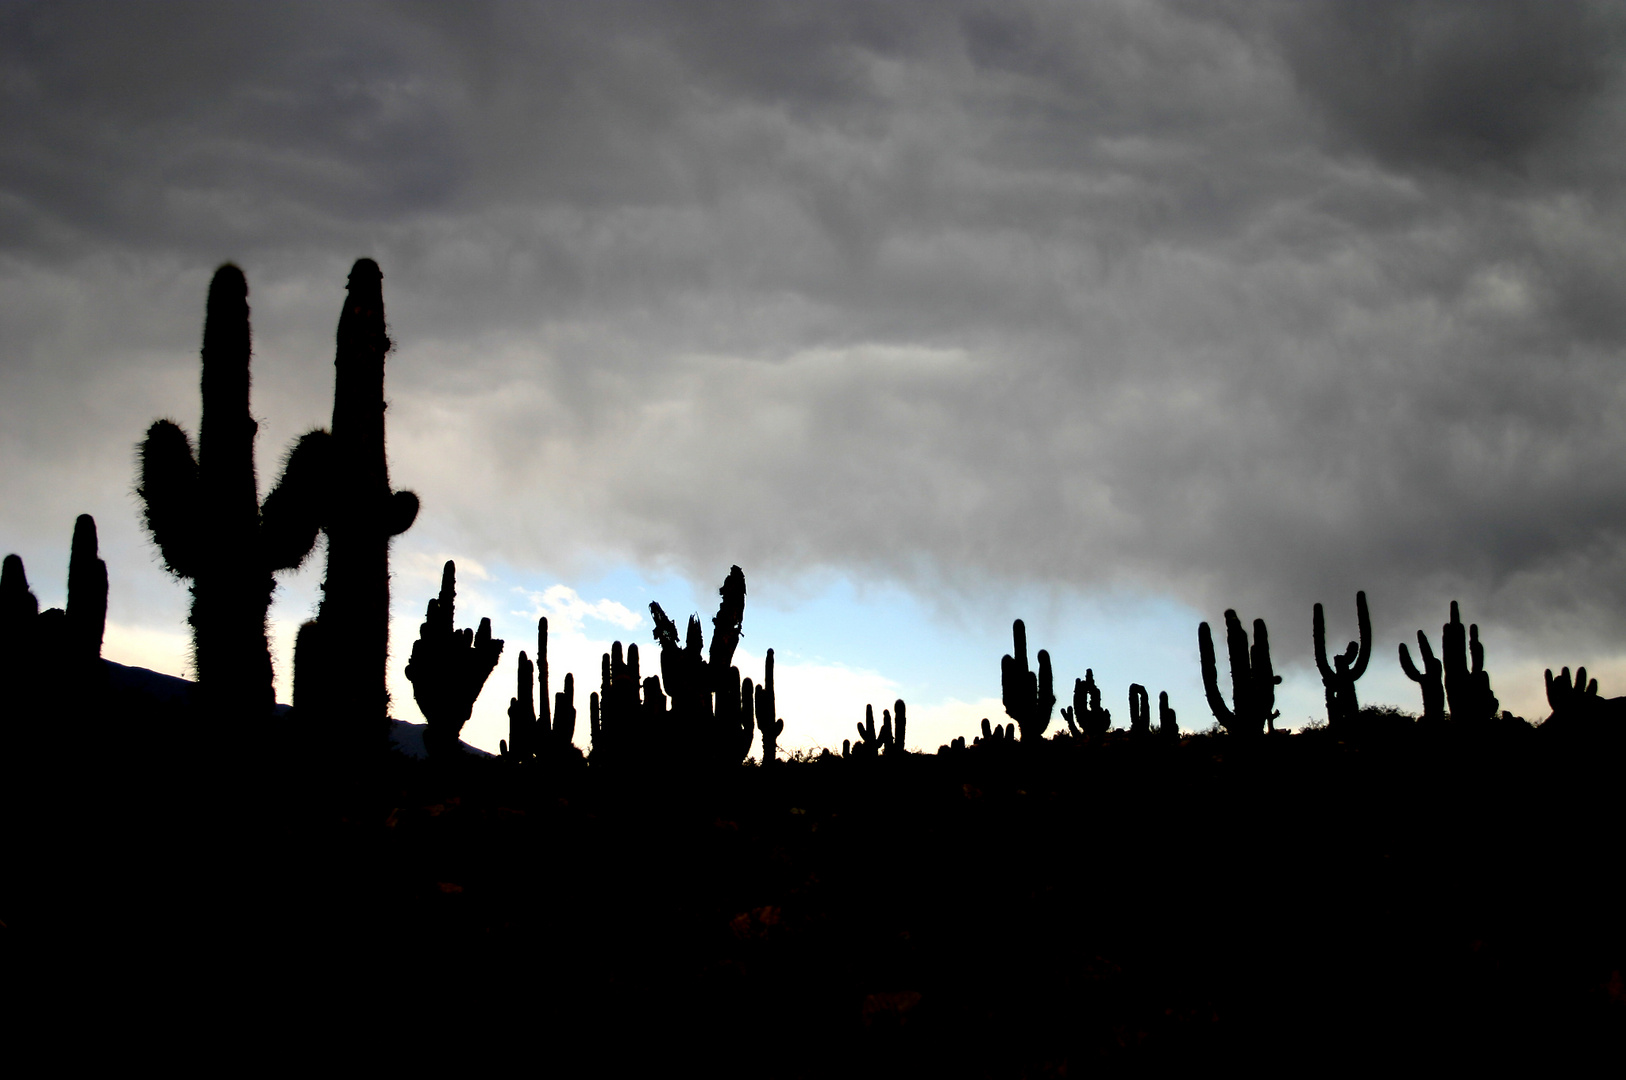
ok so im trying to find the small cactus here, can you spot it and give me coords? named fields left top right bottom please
left=1198, top=610, right=1280, bottom=737
left=1062, top=669, right=1111, bottom=739
left=1441, top=601, right=1498, bottom=727
left=1128, top=683, right=1150, bottom=737
left=755, top=648, right=783, bottom=766
left=1158, top=691, right=1178, bottom=741
left=405, top=561, right=504, bottom=759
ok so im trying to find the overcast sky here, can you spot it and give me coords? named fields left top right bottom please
left=5, top=1, right=1626, bottom=753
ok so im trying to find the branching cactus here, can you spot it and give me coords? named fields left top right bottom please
left=1158, top=691, right=1178, bottom=742
left=1543, top=665, right=1626, bottom=730
left=503, top=616, right=575, bottom=762
left=1062, top=669, right=1111, bottom=739
left=755, top=648, right=782, bottom=765
left=297, top=259, right=420, bottom=758
left=1313, top=592, right=1371, bottom=732
left=137, top=266, right=327, bottom=724
left=1398, top=630, right=1445, bottom=728
left=1199, top=610, right=1281, bottom=737
left=648, top=565, right=761, bottom=766
left=853, top=704, right=891, bottom=760
left=1001, top=619, right=1055, bottom=742
left=1441, top=601, right=1498, bottom=727
left=975, top=717, right=1015, bottom=745
left=405, top=561, right=504, bottom=759
left=503, top=649, right=537, bottom=761
left=1128, top=683, right=1150, bottom=737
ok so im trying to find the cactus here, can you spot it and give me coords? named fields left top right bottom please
left=1398, top=630, right=1445, bottom=728
left=1062, top=669, right=1111, bottom=739
left=974, top=717, right=1015, bottom=745
left=404, top=561, right=504, bottom=759
left=1128, top=683, right=1150, bottom=737
left=755, top=648, right=783, bottom=766
left=1542, top=666, right=1626, bottom=731
left=1000, top=619, right=1055, bottom=742
left=648, top=565, right=764, bottom=766
left=1198, top=610, right=1280, bottom=737
left=1440, top=601, right=1498, bottom=727
left=503, top=616, right=576, bottom=762
left=136, top=266, right=327, bottom=724
left=298, top=259, right=420, bottom=758
left=1158, top=691, right=1179, bottom=742
left=1313, top=592, right=1371, bottom=732
left=853, top=704, right=891, bottom=759
left=890, top=698, right=907, bottom=756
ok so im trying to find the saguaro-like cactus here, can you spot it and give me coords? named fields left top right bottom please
left=297, top=259, right=419, bottom=756
left=1440, top=601, right=1498, bottom=727
left=1398, top=630, right=1445, bottom=728
left=755, top=648, right=782, bottom=765
left=405, top=561, right=504, bottom=759
left=1313, top=592, right=1371, bottom=732
left=1198, top=610, right=1280, bottom=737
left=1062, top=669, right=1111, bottom=739
left=503, top=617, right=573, bottom=762
left=648, top=565, right=763, bottom=766
left=1128, top=683, right=1151, bottom=737
left=1001, top=619, right=1055, bottom=742
left=137, top=265, right=326, bottom=723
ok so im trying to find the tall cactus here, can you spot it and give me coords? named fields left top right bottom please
left=503, top=616, right=568, bottom=762
left=137, top=265, right=326, bottom=724
left=1440, top=600, right=1498, bottom=727
left=404, top=561, right=504, bottom=759
left=296, top=259, right=419, bottom=757
left=755, top=648, right=782, bottom=765
left=648, top=565, right=761, bottom=766
left=1128, top=683, right=1150, bottom=737
left=1313, top=591, right=1371, bottom=732
left=1398, top=630, right=1445, bottom=727
left=1001, top=619, right=1055, bottom=742
left=1198, top=610, right=1280, bottom=737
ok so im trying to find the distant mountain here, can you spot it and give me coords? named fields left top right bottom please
left=102, top=658, right=492, bottom=759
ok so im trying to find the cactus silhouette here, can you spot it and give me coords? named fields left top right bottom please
left=755, top=648, right=782, bottom=765
left=1199, top=610, right=1280, bottom=736
left=648, top=565, right=761, bottom=766
left=890, top=698, right=907, bottom=756
left=1313, top=592, right=1371, bottom=732
left=136, top=265, right=326, bottom=724
left=1398, top=630, right=1445, bottom=728
left=1158, top=691, right=1178, bottom=741
left=1440, top=601, right=1498, bottom=727
left=295, top=259, right=419, bottom=757
left=405, top=561, right=504, bottom=759
left=1001, top=619, right=1055, bottom=742
left=975, top=717, right=1015, bottom=745
left=503, top=616, right=572, bottom=762
left=1128, top=683, right=1151, bottom=737
left=1542, top=665, right=1626, bottom=731
left=853, top=704, right=892, bottom=759
left=1062, top=669, right=1111, bottom=738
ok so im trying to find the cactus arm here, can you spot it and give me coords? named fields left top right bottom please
left=1350, top=591, right=1372, bottom=680
left=385, top=490, right=419, bottom=537
left=1035, top=648, right=1055, bottom=736
left=66, top=514, right=107, bottom=663
left=1251, top=618, right=1280, bottom=722
left=556, top=672, right=577, bottom=746
left=707, top=565, right=746, bottom=685
left=508, top=649, right=535, bottom=760
left=137, top=420, right=202, bottom=579
left=1313, top=603, right=1333, bottom=681
left=537, top=617, right=551, bottom=731
left=1198, top=621, right=1236, bottom=729
left=1399, top=642, right=1424, bottom=682
left=260, top=429, right=331, bottom=572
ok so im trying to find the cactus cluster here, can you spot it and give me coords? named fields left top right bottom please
left=502, top=618, right=578, bottom=763
left=1198, top=610, right=1280, bottom=737
left=2, top=515, right=110, bottom=737
left=1061, top=669, right=1111, bottom=739
left=849, top=700, right=907, bottom=760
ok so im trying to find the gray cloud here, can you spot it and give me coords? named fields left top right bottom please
left=5, top=1, right=1626, bottom=707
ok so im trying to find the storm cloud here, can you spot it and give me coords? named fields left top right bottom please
left=5, top=1, right=1626, bottom=731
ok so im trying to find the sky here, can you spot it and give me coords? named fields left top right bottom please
left=5, top=1, right=1626, bottom=755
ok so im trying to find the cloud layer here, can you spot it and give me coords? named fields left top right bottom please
left=6, top=1, right=1626, bottom=730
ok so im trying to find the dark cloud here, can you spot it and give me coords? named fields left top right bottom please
left=5, top=0, right=1626, bottom=707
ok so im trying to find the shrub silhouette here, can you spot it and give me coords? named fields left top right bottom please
left=1313, top=591, right=1371, bottom=732
left=293, top=259, right=419, bottom=758
left=137, top=266, right=326, bottom=726
left=1000, top=618, right=1055, bottom=742
left=405, top=560, right=504, bottom=759
left=1198, top=609, right=1280, bottom=736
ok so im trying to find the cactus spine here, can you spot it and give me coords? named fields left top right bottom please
left=137, top=265, right=325, bottom=725
left=297, top=259, right=419, bottom=757
left=1198, top=610, right=1280, bottom=737
left=1313, top=591, right=1371, bottom=731
left=1000, top=619, right=1055, bottom=742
